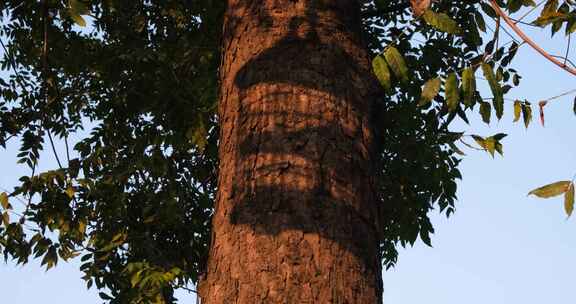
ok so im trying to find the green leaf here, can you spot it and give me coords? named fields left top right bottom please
left=461, top=67, right=476, bottom=106
left=186, top=118, right=208, bottom=152
left=472, top=135, right=494, bottom=154
left=475, top=11, right=486, bottom=32
left=507, top=0, right=523, bottom=13
left=481, top=63, right=504, bottom=119
left=513, top=74, right=520, bottom=86
left=528, top=181, right=571, bottom=198
left=541, top=0, right=559, bottom=17
left=445, top=72, right=459, bottom=111
left=522, top=102, right=533, bottom=128
left=422, top=10, right=462, bottom=34
left=567, top=18, right=576, bottom=34
left=70, top=0, right=90, bottom=14
left=513, top=100, right=522, bottom=122
left=41, top=246, right=58, bottom=271
left=492, top=134, right=506, bottom=156
left=495, top=142, right=504, bottom=156
left=534, top=12, right=568, bottom=27
left=372, top=55, right=391, bottom=91
left=479, top=101, right=491, bottom=124
left=508, top=0, right=535, bottom=12
left=471, top=134, right=506, bottom=157
left=564, top=182, right=574, bottom=217
left=492, top=133, right=507, bottom=141
left=483, top=137, right=496, bottom=157
left=533, top=0, right=564, bottom=27
left=0, top=192, right=8, bottom=210
left=448, top=142, right=466, bottom=156
left=384, top=47, right=409, bottom=83
left=418, top=77, right=441, bottom=106
left=420, top=230, right=432, bottom=247
left=481, top=2, right=497, bottom=18
left=80, top=253, right=92, bottom=262
left=131, top=269, right=144, bottom=287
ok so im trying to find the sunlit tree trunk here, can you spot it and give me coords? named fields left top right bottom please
left=199, top=1, right=383, bottom=302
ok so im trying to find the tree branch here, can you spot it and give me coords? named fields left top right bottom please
left=489, top=0, right=576, bottom=76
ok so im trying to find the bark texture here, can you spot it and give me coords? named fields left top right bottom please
left=199, top=0, right=383, bottom=302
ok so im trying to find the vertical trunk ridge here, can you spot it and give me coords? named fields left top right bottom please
left=200, top=1, right=383, bottom=302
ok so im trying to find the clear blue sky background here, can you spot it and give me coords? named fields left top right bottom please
left=1, top=10, right=575, bottom=304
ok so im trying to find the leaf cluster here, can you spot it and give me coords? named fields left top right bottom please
left=1, top=0, right=222, bottom=302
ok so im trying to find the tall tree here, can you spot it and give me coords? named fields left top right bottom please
left=198, top=1, right=383, bottom=302
left=1, top=0, right=574, bottom=303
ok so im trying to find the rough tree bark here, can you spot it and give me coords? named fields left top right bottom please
left=199, top=0, right=383, bottom=302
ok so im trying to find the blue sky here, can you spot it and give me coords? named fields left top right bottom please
left=385, top=23, right=576, bottom=303
left=1, top=8, right=576, bottom=304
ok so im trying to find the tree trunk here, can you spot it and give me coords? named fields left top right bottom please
left=199, top=0, right=383, bottom=302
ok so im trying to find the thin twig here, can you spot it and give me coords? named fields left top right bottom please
left=0, top=187, right=28, bottom=207
left=180, top=286, right=198, bottom=294
left=459, top=138, right=485, bottom=151
left=46, top=129, right=63, bottom=169
left=65, top=134, right=71, bottom=164
left=498, top=23, right=521, bottom=44
left=20, top=158, right=37, bottom=226
left=565, top=34, right=571, bottom=66
left=550, top=54, right=576, bottom=69
left=543, top=88, right=576, bottom=102
left=495, top=16, right=501, bottom=50
left=509, top=18, right=540, bottom=27
left=515, top=0, right=546, bottom=24
left=478, top=41, right=525, bottom=72
left=41, top=1, right=63, bottom=170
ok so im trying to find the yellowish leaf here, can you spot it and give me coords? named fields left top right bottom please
left=522, top=102, right=533, bottom=128
left=418, top=77, right=441, bottom=106
left=528, top=181, right=571, bottom=198
left=71, top=14, right=87, bottom=27
left=69, top=0, right=88, bottom=27
left=481, top=63, right=504, bottom=120
left=372, top=55, right=391, bottom=92
left=66, top=185, right=76, bottom=199
left=384, top=46, right=409, bottom=83
left=565, top=182, right=574, bottom=217
left=422, top=10, right=462, bottom=34
left=186, top=118, right=208, bottom=152
left=479, top=101, right=491, bottom=124
left=461, top=67, right=476, bottom=106
left=2, top=211, right=9, bottom=226
left=513, top=100, right=522, bottom=122
left=78, top=220, right=87, bottom=235
left=0, top=192, right=8, bottom=210
left=445, top=72, right=459, bottom=111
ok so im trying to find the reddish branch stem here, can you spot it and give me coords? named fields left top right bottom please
left=489, top=0, right=576, bottom=76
